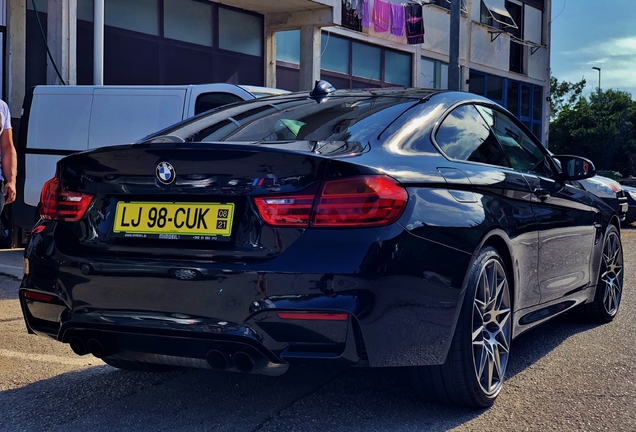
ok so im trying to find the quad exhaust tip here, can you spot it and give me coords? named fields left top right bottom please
left=205, top=348, right=269, bottom=373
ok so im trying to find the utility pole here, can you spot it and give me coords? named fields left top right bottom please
left=448, top=0, right=461, bottom=90
left=592, top=66, right=601, bottom=104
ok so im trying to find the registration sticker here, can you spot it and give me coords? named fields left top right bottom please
left=113, top=201, right=234, bottom=240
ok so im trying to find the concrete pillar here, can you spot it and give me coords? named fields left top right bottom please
left=542, top=0, right=551, bottom=147
left=265, top=30, right=276, bottom=88
left=299, top=25, right=321, bottom=91
left=7, top=0, right=25, bottom=115
left=46, top=0, right=76, bottom=85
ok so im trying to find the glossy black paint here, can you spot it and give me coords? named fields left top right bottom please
left=20, top=89, right=620, bottom=372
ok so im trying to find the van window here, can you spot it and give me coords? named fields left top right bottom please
left=195, top=92, right=244, bottom=115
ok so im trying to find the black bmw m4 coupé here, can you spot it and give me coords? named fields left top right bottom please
left=20, top=82, right=623, bottom=408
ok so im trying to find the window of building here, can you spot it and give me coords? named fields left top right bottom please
left=105, top=0, right=159, bottom=36
left=321, top=33, right=350, bottom=75
left=164, top=0, right=213, bottom=47
left=218, top=8, right=263, bottom=57
left=352, top=42, right=381, bottom=81
left=469, top=70, right=543, bottom=143
left=420, top=57, right=449, bottom=89
left=275, top=32, right=412, bottom=91
left=385, top=51, right=412, bottom=88
left=276, top=30, right=300, bottom=64
left=505, top=1, right=523, bottom=74
left=480, top=0, right=518, bottom=29
left=26, top=1, right=265, bottom=89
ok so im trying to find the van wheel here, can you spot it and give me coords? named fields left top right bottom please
left=411, top=247, right=512, bottom=408
left=579, top=225, right=623, bottom=323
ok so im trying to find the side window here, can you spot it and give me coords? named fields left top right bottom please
left=475, top=105, right=552, bottom=176
left=195, top=92, right=245, bottom=115
left=435, top=104, right=509, bottom=167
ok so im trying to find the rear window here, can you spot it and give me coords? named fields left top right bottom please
left=156, top=95, right=422, bottom=144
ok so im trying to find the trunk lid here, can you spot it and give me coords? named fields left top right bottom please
left=55, top=142, right=332, bottom=261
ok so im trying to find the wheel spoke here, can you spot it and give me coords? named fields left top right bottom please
left=599, top=232, right=623, bottom=316
left=472, top=256, right=511, bottom=397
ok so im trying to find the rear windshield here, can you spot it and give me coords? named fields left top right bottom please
left=153, top=95, right=422, bottom=144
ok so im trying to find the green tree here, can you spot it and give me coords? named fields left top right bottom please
left=549, top=74, right=586, bottom=119
left=549, top=88, right=636, bottom=174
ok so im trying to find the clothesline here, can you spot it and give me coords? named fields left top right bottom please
left=344, top=0, right=427, bottom=45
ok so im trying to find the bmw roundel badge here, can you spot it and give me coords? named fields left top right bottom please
left=156, top=161, right=176, bottom=185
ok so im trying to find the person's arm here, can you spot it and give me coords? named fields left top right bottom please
left=1, top=128, right=16, bottom=204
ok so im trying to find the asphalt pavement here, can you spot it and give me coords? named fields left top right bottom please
left=0, top=248, right=23, bottom=279
left=1, top=232, right=636, bottom=431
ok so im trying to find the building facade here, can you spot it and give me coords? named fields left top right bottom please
left=4, top=0, right=550, bottom=143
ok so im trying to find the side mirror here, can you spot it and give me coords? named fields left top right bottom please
left=552, top=155, right=596, bottom=181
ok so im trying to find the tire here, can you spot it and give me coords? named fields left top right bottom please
left=411, top=246, right=512, bottom=409
left=102, top=358, right=175, bottom=372
left=579, top=225, right=623, bottom=323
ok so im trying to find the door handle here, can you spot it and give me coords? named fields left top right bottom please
left=533, top=187, right=550, bottom=201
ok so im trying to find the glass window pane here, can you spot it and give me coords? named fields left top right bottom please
left=77, top=0, right=93, bottom=22
left=487, top=75, right=503, bottom=102
left=440, top=63, right=449, bottom=90
left=484, top=107, right=548, bottom=174
left=195, top=93, right=243, bottom=115
left=321, top=33, right=349, bottom=74
left=27, top=0, right=47, bottom=12
left=218, top=8, right=263, bottom=57
left=105, top=0, right=159, bottom=36
left=521, top=85, right=530, bottom=117
left=352, top=42, right=381, bottom=81
left=532, top=122, right=542, bottom=141
left=164, top=0, right=213, bottom=47
left=436, top=105, right=509, bottom=167
left=469, top=72, right=485, bottom=96
left=276, top=30, right=300, bottom=64
left=507, top=80, right=519, bottom=116
left=533, top=86, right=543, bottom=120
left=384, top=50, right=411, bottom=87
left=420, top=57, right=435, bottom=88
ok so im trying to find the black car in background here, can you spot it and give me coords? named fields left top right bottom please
left=20, top=83, right=623, bottom=408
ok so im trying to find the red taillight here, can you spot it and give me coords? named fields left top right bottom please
left=23, top=290, right=54, bottom=302
left=313, top=176, right=408, bottom=227
left=276, top=312, right=348, bottom=321
left=253, top=195, right=315, bottom=226
left=39, top=177, right=93, bottom=222
left=253, top=176, right=408, bottom=228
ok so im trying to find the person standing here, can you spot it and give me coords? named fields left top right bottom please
left=0, top=99, right=16, bottom=214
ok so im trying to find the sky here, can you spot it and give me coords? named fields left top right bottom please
left=550, top=0, right=636, bottom=99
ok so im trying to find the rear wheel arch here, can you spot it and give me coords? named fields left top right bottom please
left=478, top=232, right=516, bottom=312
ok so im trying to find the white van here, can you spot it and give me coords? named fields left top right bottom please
left=12, top=83, right=288, bottom=233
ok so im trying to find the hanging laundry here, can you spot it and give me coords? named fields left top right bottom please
left=345, top=0, right=359, bottom=11
left=390, top=3, right=405, bottom=36
left=372, top=0, right=391, bottom=33
left=405, top=3, right=425, bottom=45
left=359, top=0, right=370, bottom=29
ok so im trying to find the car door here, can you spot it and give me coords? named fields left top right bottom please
left=476, top=105, right=599, bottom=304
left=433, top=104, right=541, bottom=310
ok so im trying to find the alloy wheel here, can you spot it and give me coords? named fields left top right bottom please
left=601, top=231, right=623, bottom=316
left=472, top=258, right=511, bottom=396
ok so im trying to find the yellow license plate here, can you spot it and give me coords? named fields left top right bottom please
left=113, top=202, right=234, bottom=238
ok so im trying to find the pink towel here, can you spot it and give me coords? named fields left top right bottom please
left=390, top=4, right=405, bottom=36
left=373, top=0, right=391, bottom=33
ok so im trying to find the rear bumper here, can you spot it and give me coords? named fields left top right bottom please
left=20, top=222, right=472, bottom=370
